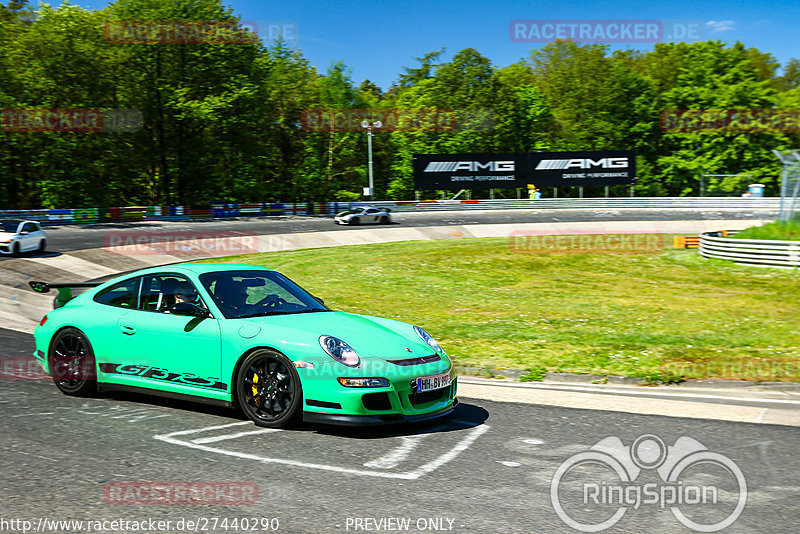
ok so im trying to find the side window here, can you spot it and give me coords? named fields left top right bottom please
left=365, top=208, right=378, bottom=214
left=22, top=223, right=38, bottom=233
left=94, top=277, right=142, bottom=309
left=140, top=273, right=206, bottom=313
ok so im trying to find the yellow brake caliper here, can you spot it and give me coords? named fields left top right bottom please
left=252, top=372, right=259, bottom=399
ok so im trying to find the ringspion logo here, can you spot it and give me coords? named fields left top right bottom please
left=551, top=434, right=747, bottom=532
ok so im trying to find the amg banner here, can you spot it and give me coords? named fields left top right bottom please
left=413, top=150, right=635, bottom=190
left=412, top=153, right=525, bottom=190
left=530, top=150, right=635, bottom=187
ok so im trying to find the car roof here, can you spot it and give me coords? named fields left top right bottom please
left=135, top=263, right=274, bottom=276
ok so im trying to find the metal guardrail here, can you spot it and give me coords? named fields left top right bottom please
left=0, top=197, right=781, bottom=226
left=699, top=231, right=800, bottom=269
left=356, top=197, right=781, bottom=212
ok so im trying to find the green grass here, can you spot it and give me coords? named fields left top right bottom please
left=200, top=237, right=800, bottom=383
left=732, top=221, right=800, bottom=241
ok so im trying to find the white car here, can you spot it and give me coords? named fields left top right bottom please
left=0, top=220, right=47, bottom=256
left=333, top=207, right=392, bottom=225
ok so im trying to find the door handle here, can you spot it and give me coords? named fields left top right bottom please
left=120, top=325, right=136, bottom=335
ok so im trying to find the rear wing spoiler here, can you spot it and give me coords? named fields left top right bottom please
left=29, top=281, right=101, bottom=308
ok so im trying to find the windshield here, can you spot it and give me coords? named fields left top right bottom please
left=338, top=210, right=360, bottom=215
left=0, top=221, right=21, bottom=232
left=199, top=269, right=329, bottom=319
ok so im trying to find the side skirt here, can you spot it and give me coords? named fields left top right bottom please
left=97, top=383, right=234, bottom=408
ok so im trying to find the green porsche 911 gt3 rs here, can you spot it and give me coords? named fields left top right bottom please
left=30, top=263, right=457, bottom=428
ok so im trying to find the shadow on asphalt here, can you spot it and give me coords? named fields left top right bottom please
left=95, top=389, right=486, bottom=438
left=0, top=250, right=62, bottom=261
left=307, top=402, right=490, bottom=439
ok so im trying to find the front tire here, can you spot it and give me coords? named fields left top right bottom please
left=236, top=349, right=302, bottom=428
left=350, top=217, right=360, bottom=226
left=379, top=216, right=389, bottom=224
left=11, top=242, right=20, bottom=257
left=39, top=239, right=46, bottom=252
left=49, top=327, right=96, bottom=396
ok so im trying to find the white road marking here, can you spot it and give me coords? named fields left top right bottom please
left=154, top=421, right=490, bottom=480
left=363, top=434, right=429, bottom=469
left=10, top=412, right=55, bottom=417
left=192, top=428, right=281, bottom=444
left=404, top=423, right=489, bottom=479
left=160, top=421, right=253, bottom=436
left=523, top=438, right=544, bottom=445
left=496, top=461, right=521, bottom=467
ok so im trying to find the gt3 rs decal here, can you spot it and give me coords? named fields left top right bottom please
left=99, top=363, right=227, bottom=390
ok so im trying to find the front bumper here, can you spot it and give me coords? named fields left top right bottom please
left=303, top=398, right=458, bottom=426
left=0, top=242, right=13, bottom=254
left=298, top=360, right=458, bottom=426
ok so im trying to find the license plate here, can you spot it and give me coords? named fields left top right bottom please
left=416, top=372, right=451, bottom=393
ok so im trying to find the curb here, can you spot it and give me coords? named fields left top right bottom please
left=454, top=367, right=800, bottom=390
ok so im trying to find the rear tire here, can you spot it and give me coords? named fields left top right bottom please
left=379, top=216, right=389, bottom=224
left=48, top=327, right=97, bottom=396
left=236, top=349, right=302, bottom=428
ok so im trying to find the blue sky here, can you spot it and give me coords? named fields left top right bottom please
left=45, top=0, right=800, bottom=90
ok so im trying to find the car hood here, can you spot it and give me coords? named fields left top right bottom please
left=0, top=232, right=17, bottom=241
left=237, top=311, right=433, bottom=360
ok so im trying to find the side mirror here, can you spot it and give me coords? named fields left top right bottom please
left=169, top=302, right=210, bottom=318
left=314, top=296, right=325, bottom=305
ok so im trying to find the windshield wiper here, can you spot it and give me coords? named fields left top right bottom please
left=235, top=309, right=330, bottom=319
left=235, top=311, right=287, bottom=318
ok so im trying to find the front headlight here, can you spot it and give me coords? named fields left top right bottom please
left=319, top=335, right=361, bottom=367
left=337, top=377, right=389, bottom=388
left=414, top=326, right=444, bottom=354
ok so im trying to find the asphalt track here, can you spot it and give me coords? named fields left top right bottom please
left=1, top=207, right=798, bottom=533
left=0, top=207, right=777, bottom=255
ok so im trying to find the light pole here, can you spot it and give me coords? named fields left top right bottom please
left=361, top=120, right=381, bottom=199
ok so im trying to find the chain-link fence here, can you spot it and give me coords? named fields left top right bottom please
left=773, top=150, right=800, bottom=222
